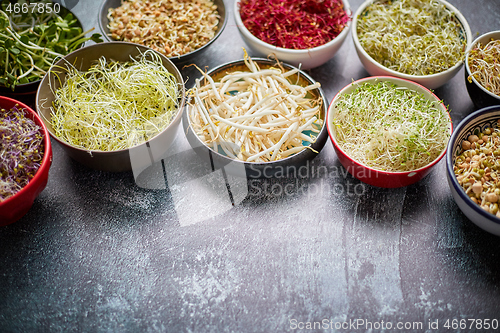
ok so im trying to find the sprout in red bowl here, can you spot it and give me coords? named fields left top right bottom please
left=327, top=76, right=452, bottom=188
left=0, top=97, right=52, bottom=226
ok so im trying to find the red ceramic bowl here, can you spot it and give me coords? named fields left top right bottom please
left=327, top=76, right=453, bottom=188
left=0, top=96, right=52, bottom=226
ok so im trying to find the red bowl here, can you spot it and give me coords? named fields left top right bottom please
left=326, top=76, right=453, bottom=188
left=0, top=96, right=52, bottom=226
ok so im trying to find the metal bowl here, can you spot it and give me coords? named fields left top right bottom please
left=98, top=0, right=227, bottom=65
left=36, top=42, right=186, bottom=172
left=183, top=58, right=329, bottom=179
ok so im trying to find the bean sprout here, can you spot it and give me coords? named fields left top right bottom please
left=187, top=51, right=323, bottom=162
left=1, top=105, right=44, bottom=201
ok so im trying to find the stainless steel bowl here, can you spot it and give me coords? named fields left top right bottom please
left=183, top=58, right=329, bottom=179
left=98, top=0, right=227, bottom=65
left=36, top=41, right=186, bottom=172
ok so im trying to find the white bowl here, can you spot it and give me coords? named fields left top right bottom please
left=234, top=0, right=351, bottom=70
left=352, top=0, right=472, bottom=89
left=446, top=105, right=500, bottom=236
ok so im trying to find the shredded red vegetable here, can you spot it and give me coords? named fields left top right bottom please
left=239, top=0, right=350, bottom=50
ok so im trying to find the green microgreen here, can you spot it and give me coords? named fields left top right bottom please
left=0, top=0, right=102, bottom=90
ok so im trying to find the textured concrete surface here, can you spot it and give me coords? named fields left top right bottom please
left=1, top=0, right=500, bottom=332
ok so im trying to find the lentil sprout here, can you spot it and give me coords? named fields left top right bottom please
left=0, top=105, right=44, bottom=201
left=107, top=0, right=219, bottom=57
left=454, top=121, right=500, bottom=217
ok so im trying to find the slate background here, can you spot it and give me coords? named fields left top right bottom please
left=1, top=0, right=500, bottom=332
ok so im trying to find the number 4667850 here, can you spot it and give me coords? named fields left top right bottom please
left=5, top=2, right=61, bottom=14
left=444, top=318, right=498, bottom=330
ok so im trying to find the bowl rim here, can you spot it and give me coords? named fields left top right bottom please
left=184, top=57, right=329, bottom=166
left=326, top=76, right=453, bottom=176
left=98, top=0, right=228, bottom=61
left=351, top=0, right=472, bottom=80
left=0, top=96, right=52, bottom=207
left=0, top=4, right=85, bottom=92
left=35, top=41, right=186, bottom=156
left=234, top=0, right=352, bottom=54
left=464, top=30, right=500, bottom=101
left=446, top=105, right=500, bottom=225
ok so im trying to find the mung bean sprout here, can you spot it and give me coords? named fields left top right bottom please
left=188, top=51, right=323, bottom=162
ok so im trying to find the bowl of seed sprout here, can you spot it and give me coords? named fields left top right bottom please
left=447, top=105, right=500, bottom=236
left=234, top=0, right=351, bottom=70
left=0, top=96, right=52, bottom=226
left=352, top=0, right=472, bottom=89
left=99, top=0, right=227, bottom=64
left=184, top=51, right=329, bottom=178
left=0, top=0, right=101, bottom=98
left=327, top=76, right=452, bottom=188
left=36, top=42, right=185, bottom=172
left=465, top=30, right=500, bottom=109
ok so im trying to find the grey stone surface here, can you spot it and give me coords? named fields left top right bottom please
left=1, top=0, right=500, bottom=332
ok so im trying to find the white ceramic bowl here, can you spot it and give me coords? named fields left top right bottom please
left=352, top=0, right=472, bottom=89
left=234, top=0, right=351, bottom=70
left=446, top=105, right=500, bottom=236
